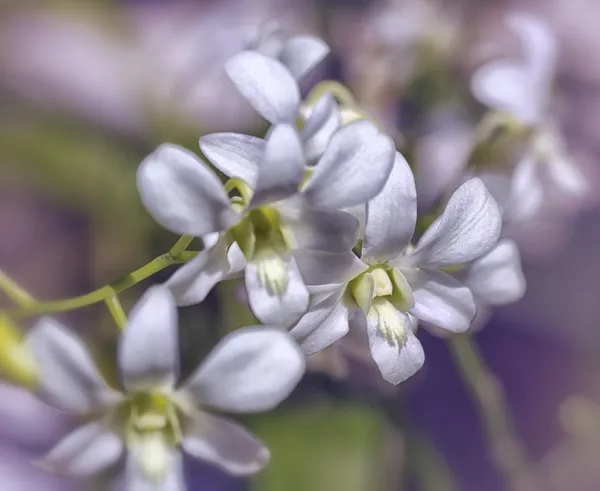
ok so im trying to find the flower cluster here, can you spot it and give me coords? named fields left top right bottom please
left=12, top=26, right=526, bottom=490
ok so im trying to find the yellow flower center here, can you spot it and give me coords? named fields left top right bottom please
left=123, top=391, right=184, bottom=481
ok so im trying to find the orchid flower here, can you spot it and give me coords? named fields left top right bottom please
left=138, top=118, right=394, bottom=326
left=247, top=22, right=329, bottom=81
left=289, top=153, right=502, bottom=384
left=28, top=286, right=304, bottom=489
left=472, top=13, right=588, bottom=221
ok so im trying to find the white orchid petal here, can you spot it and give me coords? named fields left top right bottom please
left=123, top=450, right=185, bottom=491
left=412, top=178, right=502, bottom=267
left=199, top=133, right=264, bottom=187
left=227, top=241, right=247, bottom=276
left=137, top=144, right=238, bottom=236
left=293, top=250, right=368, bottom=287
left=503, top=153, right=544, bottom=222
left=279, top=205, right=359, bottom=252
left=250, top=124, right=304, bottom=207
left=465, top=239, right=526, bottom=305
left=167, top=239, right=230, bottom=307
left=415, top=121, right=474, bottom=212
left=280, top=35, right=329, bottom=80
left=302, top=93, right=341, bottom=161
left=294, top=294, right=350, bottom=355
left=544, top=146, right=589, bottom=198
left=26, top=318, right=118, bottom=413
left=245, top=257, right=309, bottom=326
left=471, top=60, right=535, bottom=122
left=39, top=420, right=122, bottom=476
left=183, top=413, right=269, bottom=476
left=302, top=120, right=395, bottom=209
left=410, top=269, right=476, bottom=333
left=182, top=327, right=304, bottom=413
left=364, top=152, right=417, bottom=262
left=225, top=51, right=300, bottom=124
left=508, top=13, right=557, bottom=105
left=366, top=308, right=424, bottom=385
left=119, top=286, right=178, bottom=392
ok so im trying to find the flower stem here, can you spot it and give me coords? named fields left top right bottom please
left=0, top=271, right=35, bottom=307
left=104, top=293, right=128, bottom=331
left=448, top=335, right=540, bottom=491
left=168, top=235, right=194, bottom=259
left=1, top=238, right=199, bottom=320
left=304, top=80, right=356, bottom=108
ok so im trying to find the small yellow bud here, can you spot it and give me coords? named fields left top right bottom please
left=350, top=273, right=375, bottom=314
left=0, top=316, right=38, bottom=389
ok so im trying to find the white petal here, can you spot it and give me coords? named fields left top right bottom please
left=119, top=286, right=178, bottom=392
left=26, top=318, right=118, bottom=413
left=293, top=250, right=367, bottom=287
left=250, top=124, right=304, bottom=207
left=279, top=204, right=359, bottom=252
left=302, top=120, right=395, bottom=209
left=291, top=293, right=350, bottom=355
left=137, top=144, right=238, bottom=236
left=183, top=413, right=269, bottom=476
left=414, top=121, right=473, bottom=212
left=302, top=93, right=341, bottom=161
left=366, top=308, right=424, bottom=385
left=471, top=60, right=539, bottom=123
left=363, top=152, right=416, bottom=262
left=227, top=241, right=248, bottom=276
left=544, top=141, right=588, bottom=197
left=39, top=420, right=122, bottom=476
left=122, top=450, right=185, bottom=491
left=503, top=153, right=544, bottom=222
left=166, top=239, right=229, bottom=307
left=280, top=35, right=329, bottom=80
left=410, top=269, right=476, bottom=333
left=465, top=240, right=526, bottom=305
left=181, top=327, right=305, bottom=413
left=508, top=13, right=556, bottom=108
left=412, top=178, right=502, bottom=267
left=199, top=133, right=264, bottom=187
left=225, top=51, right=300, bottom=124
left=245, top=257, right=309, bottom=326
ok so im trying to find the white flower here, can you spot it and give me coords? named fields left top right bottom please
left=464, top=239, right=526, bottom=307
left=290, top=153, right=502, bottom=384
left=222, top=44, right=342, bottom=161
left=247, top=22, right=330, bottom=81
left=27, top=286, right=305, bottom=488
left=471, top=13, right=557, bottom=126
left=139, top=119, right=395, bottom=326
left=472, top=13, right=588, bottom=220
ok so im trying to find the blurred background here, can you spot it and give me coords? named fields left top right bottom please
left=1, top=0, right=600, bottom=490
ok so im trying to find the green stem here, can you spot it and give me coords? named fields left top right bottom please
left=0, top=271, right=35, bottom=306
left=304, top=80, right=356, bottom=108
left=1, top=238, right=200, bottom=320
left=448, top=335, right=540, bottom=491
left=169, top=235, right=194, bottom=259
left=104, top=293, right=127, bottom=330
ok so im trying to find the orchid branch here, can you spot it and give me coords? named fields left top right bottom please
left=0, top=270, right=35, bottom=307
left=449, top=334, right=540, bottom=491
left=0, top=235, right=198, bottom=321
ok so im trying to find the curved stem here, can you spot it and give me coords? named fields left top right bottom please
left=0, top=271, right=35, bottom=306
left=304, top=80, right=356, bottom=108
left=449, top=335, right=540, bottom=491
left=1, top=237, right=199, bottom=320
